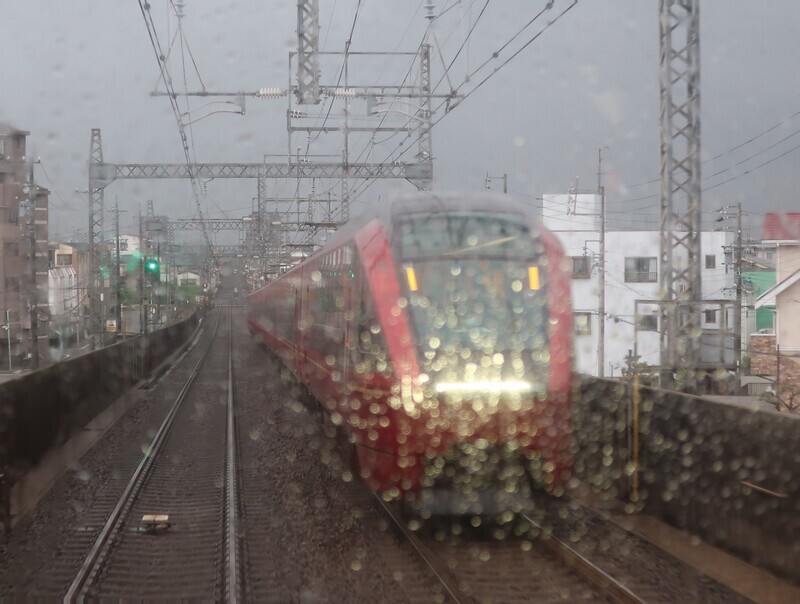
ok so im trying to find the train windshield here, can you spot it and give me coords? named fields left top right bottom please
left=395, top=213, right=550, bottom=388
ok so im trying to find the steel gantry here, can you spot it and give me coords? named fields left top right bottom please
left=91, top=161, right=427, bottom=182
left=659, top=0, right=702, bottom=389
left=87, top=128, right=106, bottom=349
left=296, top=0, right=321, bottom=105
left=85, top=1, right=446, bottom=340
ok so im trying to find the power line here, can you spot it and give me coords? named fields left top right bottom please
left=451, top=0, right=554, bottom=94
left=619, top=104, right=800, bottom=194
left=312, top=0, right=367, bottom=143
left=349, top=0, right=578, bottom=203
left=37, top=163, right=78, bottom=211
left=137, top=0, right=214, bottom=259
left=431, top=0, right=490, bottom=95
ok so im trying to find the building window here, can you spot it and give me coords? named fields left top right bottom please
left=0, top=138, right=5, bottom=156
left=569, top=256, right=591, bottom=279
left=56, top=253, right=73, bottom=266
left=637, top=314, right=658, bottom=331
left=625, top=257, right=657, bottom=282
left=574, top=312, right=592, bottom=335
left=705, top=255, right=716, bottom=269
left=704, top=309, right=717, bottom=324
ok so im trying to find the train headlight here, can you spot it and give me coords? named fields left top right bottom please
left=434, top=381, right=533, bottom=394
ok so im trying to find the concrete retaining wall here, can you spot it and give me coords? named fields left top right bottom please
left=574, top=376, right=800, bottom=583
left=0, top=314, right=199, bottom=480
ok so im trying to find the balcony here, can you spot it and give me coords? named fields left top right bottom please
left=624, top=271, right=658, bottom=283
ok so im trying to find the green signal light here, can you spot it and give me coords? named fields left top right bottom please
left=145, top=257, right=161, bottom=283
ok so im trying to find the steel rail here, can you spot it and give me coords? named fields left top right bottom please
left=520, top=512, right=645, bottom=604
left=372, top=496, right=471, bottom=604
left=63, top=308, right=224, bottom=603
left=225, top=309, right=242, bottom=602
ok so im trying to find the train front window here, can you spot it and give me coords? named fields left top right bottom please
left=395, top=213, right=550, bottom=386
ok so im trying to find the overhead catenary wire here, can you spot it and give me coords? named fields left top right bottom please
left=348, top=0, right=477, bottom=170
left=311, top=0, right=368, bottom=144
left=37, top=162, right=77, bottom=212
left=137, top=0, right=215, bottom=260
left=439, top=0, right=554, bottom=96
left=431, top=0, right=490, bottom=95
left=349, top=0, right=578, bottom=204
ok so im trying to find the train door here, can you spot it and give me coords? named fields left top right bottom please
left=294, top=268, right=309, bottom=378
left=341, top=245, right=355, bottom=389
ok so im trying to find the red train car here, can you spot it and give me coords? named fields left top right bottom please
left=247, top=192, right=574, bottom=514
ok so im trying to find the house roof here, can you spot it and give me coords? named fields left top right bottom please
left=763, top=212, right=800, bottom=241
left=755, top=267, right=800, bottom=308
left=741, top=257, right=773, bottom=271
left=0, top=122, right=29, bottom=136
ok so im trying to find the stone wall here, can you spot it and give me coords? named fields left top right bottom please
left=749, top=333, right=800, bottom=409
left=751, top=334, right=777, bottom=375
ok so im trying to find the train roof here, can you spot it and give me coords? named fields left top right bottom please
left=327, top=191, right=543, bottom=247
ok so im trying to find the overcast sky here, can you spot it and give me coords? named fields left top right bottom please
left=2, top=0, right=799, bottom=242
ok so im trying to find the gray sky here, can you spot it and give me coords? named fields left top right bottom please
left=2, top=0, right=799, bottom=241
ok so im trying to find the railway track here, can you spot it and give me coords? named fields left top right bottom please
left=373, top=486, right=752, bottom=604
left=372, top=487, right=752, bottom=604
left=374, top=493, right=634, bottom=603
left=64, top=305, right=242, bottom=601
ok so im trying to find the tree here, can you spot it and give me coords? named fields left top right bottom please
left=760, top=383, right=800, bottom=413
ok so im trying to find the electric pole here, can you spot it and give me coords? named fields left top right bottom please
left=718, top=202, right=743, bottom=376
left=113, top=199, right=127, bottom=336
left=27, top=160, right=40, bottom=370
left=485, top=173, right=508, bottom=193
left=597, top=148, right=606, bottom=378
left=139, top=208, right=147, bottom=336
left=734, top=201, right=742, bottom=373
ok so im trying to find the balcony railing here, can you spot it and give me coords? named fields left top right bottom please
left=624, top=270, right=658, bottom=283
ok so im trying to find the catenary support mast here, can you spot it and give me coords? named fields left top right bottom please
left=659, top=0, right=702, bottom=389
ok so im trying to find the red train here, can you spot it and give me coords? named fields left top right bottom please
left=247, top=192, right=574, bottom=514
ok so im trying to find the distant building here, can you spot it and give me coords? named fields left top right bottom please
left=177, top=271, right=200, bottom=286
left=48, top=242, right=82, bottom=347
left=0, top=123, right=49, bottom=368
left=542, top=193, right=735, bottom=377
left=743, top=270, right=776, bottom=334
left=104, top=234, right=142, bottom=260
left=753, top=213, right=800, bottom=397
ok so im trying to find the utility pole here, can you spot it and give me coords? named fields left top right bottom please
left=734, top=201, right=743, bottom=373
left=597, top=148, right=606, bottom=378
left=717, top=202, right=743, bottom=375
left=139, top=209, right=147, bottom=336
left=27, top=160, right=39, bottom=370
left=5, top=310, right=11, bottom=371
left=112, top=199, right=127, bottom=336
left=485, top=173, right=508, bottom=193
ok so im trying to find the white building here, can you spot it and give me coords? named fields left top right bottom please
left=177, top=271, right=201, bottom=286
left=103, top=234, right=142, bottom=257
left=542, top=194, right=735, bottom=376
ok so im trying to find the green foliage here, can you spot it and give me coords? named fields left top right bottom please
left=760, top=382, right=800, bottom=413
